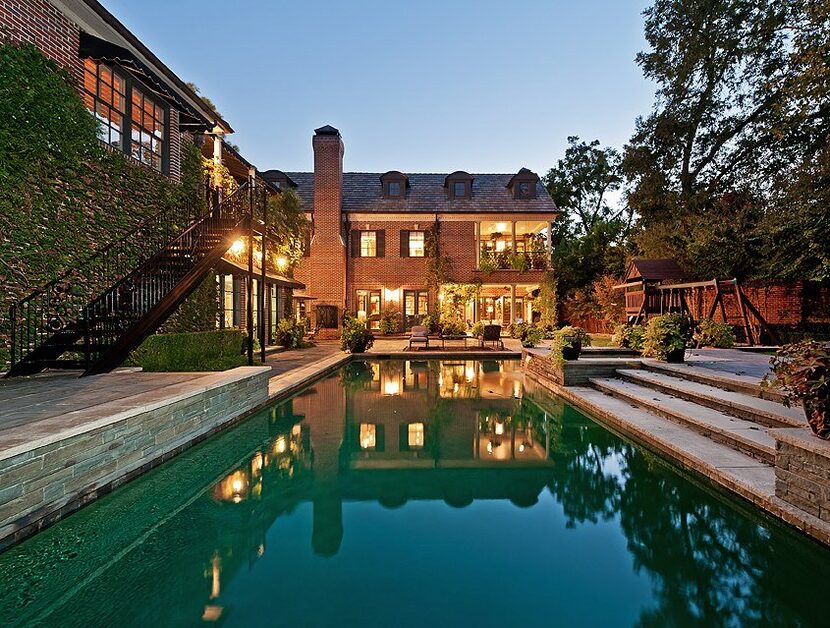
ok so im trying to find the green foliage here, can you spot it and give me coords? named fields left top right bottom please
left=274, top=318, right=307, bottom=349
left=509, top=252, right=529, bottom=271
left=130, top=330, right=248, bottom=372
left=478, top=255, right=497, bottom=274
left=612, top=324, right=645, bottom=351
left=522, top=325, right=545, bottom=348
left=471, top=321, right=485, bottom=338
left=161, top=271, right=218, bottom=333
left=439, top=319, right=467, bottom=336
left=340, top=316, right=374, bottom=353
left=425, top=227, right=451, bottom=295
left=642, top=314, right=691, bottom=361
left=379, top=305, right=401, bottom=335
left=0, top=43, right=202, bottom=368
left=439, top=282, right=480, bottom=322
left=764, top=341, right=830, bottom=438
left=537, top=271, right=559, bottom=328
left=266, top=188, right=310, bottom=274
left=555, top=326, right=592, bottom=348
left=624, top=0, right=830, bottom=281
left=693, top=319, right=736, bottom=348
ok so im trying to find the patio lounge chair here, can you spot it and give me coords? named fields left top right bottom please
left=481, top=324, right=504, bottom=350
left=409, top=325, right=430, bottom=350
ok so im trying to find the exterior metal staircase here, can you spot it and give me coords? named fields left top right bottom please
left=7, top=184, right=262, bottom=377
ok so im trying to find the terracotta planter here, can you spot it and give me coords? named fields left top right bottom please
left=665, top=348, right=685, bottom=363
left=562, top=339, right=582, bottom=361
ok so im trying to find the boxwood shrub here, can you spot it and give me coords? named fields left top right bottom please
left=131, top=329, right=251, bottom=372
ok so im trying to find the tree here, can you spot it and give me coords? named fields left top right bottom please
left=544, top=137, right=631, bottom=305
left=624, top=0, right=830, bottom=280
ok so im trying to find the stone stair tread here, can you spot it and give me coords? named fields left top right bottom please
left=641, top=358, right=785, bottom=400
left=570, top=386, right=771, bottom=474
left=590, top=378, right=776, bottom=459
left=616, top=369, right=804, bottom=427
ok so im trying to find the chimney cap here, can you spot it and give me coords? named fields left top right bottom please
left=314, top=125, right=341, bottom=137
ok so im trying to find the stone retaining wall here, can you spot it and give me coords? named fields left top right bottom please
left=0, top=367, right=270, bottom=548
left=773, top=427, right=830, bottom=523
left=523, top=350, right=641, bottom=386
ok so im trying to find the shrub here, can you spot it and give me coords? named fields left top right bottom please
left=274, top=318, right=306, bottom=349
left=471, top=321, right=485, bottom=338
left=130, top=330, right=249, bottom=372
left=523, top=326, right=545, bottom=348
left=440, top=319, right=467, bottom=336
left=379, top=306, right=401, bottom=335
left=340, top=316, right=374, bottom=353
left=478, top=255, right=497, bottom=273
left=693, top=318, right=736, bottom=348
left=764, top=341, right=830, bottom=439
left=642, top=314, right=691, bottom=361
left=612, top=323, right=645, bottom=350
left=509, top=252, right=530, bottom=271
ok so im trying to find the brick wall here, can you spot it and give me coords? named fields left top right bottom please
left=0, top=0, right=82, bottom=83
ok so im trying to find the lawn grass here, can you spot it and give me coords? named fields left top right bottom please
left=588, top=333, right=617, bottom=347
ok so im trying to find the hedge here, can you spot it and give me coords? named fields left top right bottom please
left=130, top=329, right=250, bottom=372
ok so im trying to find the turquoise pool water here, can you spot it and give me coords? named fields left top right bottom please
left=1, top=359, right=828, bottom=626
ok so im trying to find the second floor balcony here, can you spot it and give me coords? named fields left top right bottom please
left=476, top=219, right=551, bottom=271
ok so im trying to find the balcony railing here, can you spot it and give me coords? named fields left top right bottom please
left=478, top=249, right=548, bottom=271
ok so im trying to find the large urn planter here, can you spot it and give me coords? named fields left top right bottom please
left=666, top=348, right=686, bottom=363
left=766, top=341, right=830, bottom=440
left=562, top=338, right=582, bottom=361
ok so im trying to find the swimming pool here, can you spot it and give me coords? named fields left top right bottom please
left=0, top=359, right=828, bottom=626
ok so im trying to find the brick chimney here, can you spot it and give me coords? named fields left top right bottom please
left=301, top=125, right=346, bottom=336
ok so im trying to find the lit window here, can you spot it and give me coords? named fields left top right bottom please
left=408, top=231, right=425, bottom=257
left=83, top=59, right=125, bottom=148
left=359, top=423, right=377, bottom=450
left=453, top=181, right=466, bottom=198
left=408, top=422, right=425, bottom=449
left=131, top=86, right=165, bottom=171
left=388, top=181, right=401, bottom=197
left=360, top=231, right=377, bottom=257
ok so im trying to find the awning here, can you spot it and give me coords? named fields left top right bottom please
left=217, top=258, right=305, bottom=289
left=78, top=32, right=221, bottom=131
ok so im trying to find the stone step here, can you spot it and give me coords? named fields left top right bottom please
left=616, top=369, right=804, bottom=429
left=641, top=359, right=787, bottom=403
left=590, top=378, right=776, bottom=464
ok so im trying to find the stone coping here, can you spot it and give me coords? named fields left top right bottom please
left=771, top=427, right=830, bottom=459
left=0, top=366, right=271, bottom=463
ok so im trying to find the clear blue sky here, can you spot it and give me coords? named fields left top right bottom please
left=101, top=0, right=655, bottom=175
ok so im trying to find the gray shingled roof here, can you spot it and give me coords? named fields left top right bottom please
left=280, top=172, right=558, bottom=214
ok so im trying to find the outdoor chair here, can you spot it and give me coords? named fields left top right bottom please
left=481, top=324, right=504, bottom=350
left=409, top=325, right=430, bottom=350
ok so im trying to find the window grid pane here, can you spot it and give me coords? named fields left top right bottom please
left=408, top=231, right=425, bottom=257
left=360, top=231, right=377, bottom=257
left=83, top=59, right=125, bottom=148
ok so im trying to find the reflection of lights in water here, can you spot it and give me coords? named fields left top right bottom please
left=359, top=423, right=376, bottom=450
left=453, top=383, right=459, bottom=394
left=408, top=422, right=424, bottom=448
left=257, top=544, right=265, bottom=557
left=292, top=424, right=302, bottom=436
left=495, top=421, right=505, bottom=435
left=251, top=452, right=263, bottom=474
left=465, top=365, right=475, bottom=382
left=518, top=443, right=526, bottom=453
left=383, top=379, right=400, bottom=395
left=513, top=380, right=522, bottom=398
left=487, top=441, right=493, bottom=454
left=275, top=436, right=287, bottom=454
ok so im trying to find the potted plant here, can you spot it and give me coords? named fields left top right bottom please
left=765, top=341, right=830, bottom=439
left=340, top=316, right=374, bottom=353
left=522, top=325, right=545, bottom=348
left=555, top=326, right=591, bottom=360
left=642, top=313, right=690, bottom=362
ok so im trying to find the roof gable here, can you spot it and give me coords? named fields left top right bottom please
left=624, top=258, right=685, bottom=282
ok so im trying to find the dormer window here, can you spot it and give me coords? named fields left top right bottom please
left=380, top=171, right=408, bottom=199
left=506, top=168, right=540, bottom=199
left=444, top=171, right=474, bottom=200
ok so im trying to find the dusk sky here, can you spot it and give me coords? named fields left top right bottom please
left=101, top=0, right=655, bottom=175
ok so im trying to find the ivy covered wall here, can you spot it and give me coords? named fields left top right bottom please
left=0, top=42, right=211, bottom=368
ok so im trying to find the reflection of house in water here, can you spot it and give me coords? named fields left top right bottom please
left=203, top=360, right=554, bottom=620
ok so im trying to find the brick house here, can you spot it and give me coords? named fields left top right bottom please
left=263, top=126, right=560, bottom=335
left=3, top=0, right=302, bottom=352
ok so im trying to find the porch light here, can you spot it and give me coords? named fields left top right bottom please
left=230, top=239, right=244, bottom=255
left=274, top=435, right=288, bottom=454
left=495, top=222, right=508, bottom=233
left=384, top=287, right=399, bottom=303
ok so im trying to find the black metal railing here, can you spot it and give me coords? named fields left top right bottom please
left=8, top=183, right=259, bottom=373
